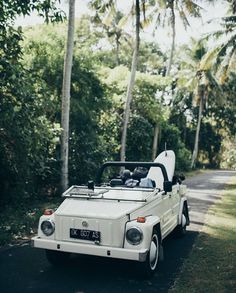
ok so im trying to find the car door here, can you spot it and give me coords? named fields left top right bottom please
left=168, top=184, right=180, bottom=228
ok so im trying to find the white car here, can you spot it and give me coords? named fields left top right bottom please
left=32, top=150, right=190, bottom=276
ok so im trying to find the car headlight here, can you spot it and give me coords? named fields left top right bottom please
left=126, top=227, right=143, bottom=245
left=41, top=219, right=55, bottom=236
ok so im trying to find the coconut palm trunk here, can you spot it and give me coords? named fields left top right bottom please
left=152, top=125, right=159, bottom=160
left=120, top=0, right=140, bottom=161
left=166, top=0, right=175, bottom=76
left=115, top=32, right=120, bottom=66
left=152, top=0, right=176, bottom=160
left=61, top=0, right=75, bottom=192
left=191, top=94, right=204, bottom=168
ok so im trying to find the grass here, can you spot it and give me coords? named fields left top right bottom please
left=169, top=177, right=236, bottom=293
left=0, top=197, right=62, bottom=247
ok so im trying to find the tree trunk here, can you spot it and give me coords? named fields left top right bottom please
left=166, top=0, right=176, bottom=76
left=61, top=0, right=75, bottom=192
left=120, top=0, right=140, bottom=161
left=115, top=32, right=120, bottom=66
left=152, top=1, right=176, bottom=159
left=152, top=125, right=159, bottom=160
left=191, top=95, right=203, bottom=169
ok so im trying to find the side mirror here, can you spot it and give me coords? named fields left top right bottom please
left=88, top=180, right=94, bottom=190
left=163, top=181, right=172, bottom=193
left=179, top=173, right=185, bottom=181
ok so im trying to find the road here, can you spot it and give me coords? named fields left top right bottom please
left=0, top=170, right=235, bottom=293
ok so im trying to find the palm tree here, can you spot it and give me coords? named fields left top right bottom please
left=90, top=1, right=132, bottom=66
left=89, top=1, right=142, bottom=161
left=177, top=40, right=223, bottom=168
left=151, top=0, right=203, bottom=159
left=61, top=0, right=75, bottom=191
left=120, top=0, right=141, bottom=161
left=205, top=14, right=236, bottom=84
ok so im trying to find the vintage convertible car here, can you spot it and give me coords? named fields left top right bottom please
left=32, top=150, right=190, bottom=276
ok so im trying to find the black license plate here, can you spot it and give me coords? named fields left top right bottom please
left=70, top=228, right=101, bottom=242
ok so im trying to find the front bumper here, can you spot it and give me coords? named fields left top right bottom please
left=31, top=236, right=148, bottom=262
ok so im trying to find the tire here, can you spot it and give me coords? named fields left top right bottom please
left=45, top=249, right=71, bottom=266
left=175, top=207, right=187, bottom=237
left=139, top=229, right=160, bottom=278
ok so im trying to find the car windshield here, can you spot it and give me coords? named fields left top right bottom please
left=96, top=161, right=168, bottom=189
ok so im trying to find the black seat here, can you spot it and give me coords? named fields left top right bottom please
left=110, top=178, right=123, bottom=187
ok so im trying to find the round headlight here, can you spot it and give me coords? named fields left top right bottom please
left=126, top=227, right=143, bottom=245
left=41, top=219, right=55, bottom=236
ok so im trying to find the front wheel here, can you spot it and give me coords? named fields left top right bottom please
left=139, top=230, right=160, bottom=277
left=45, top=249, right=71, bottom=266
left=175, top=207, right=188, bottom=237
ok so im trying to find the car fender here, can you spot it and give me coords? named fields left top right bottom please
left=124, top=216, right=161, bottom=250
left=178, top=197, right=190, bottom=225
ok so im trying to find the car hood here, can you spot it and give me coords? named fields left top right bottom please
left=55, top=197, right=143, bottom=220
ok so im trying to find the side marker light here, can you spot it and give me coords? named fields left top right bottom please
left=137, top=217, right=146, bottom=223
left=43, top=209, right=54, bottom=216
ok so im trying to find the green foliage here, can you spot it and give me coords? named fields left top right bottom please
left=160, top=123, right=191, bottom=171
left=198, top=123, right=222, bottom=168
left=23, top=22, right=112, bottom=186
left=133, top=72, right=170, bottom=124
left=207, top=72, right=236, bottom=136
left=220, top=138, right=236, bottom=170
left=98, top=64, right=171, bottom=163
left=0, top=0, right=65, bottom=25
left=0, top=52, right=61, bottom=204
left=126, top=115, right=154, bottom=161
left=69, top=60, right=111, bottom=184
left=0, top=0, right=65, bottom=205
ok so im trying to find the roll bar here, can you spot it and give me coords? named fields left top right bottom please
left=96, top=161, right=169, bottom=185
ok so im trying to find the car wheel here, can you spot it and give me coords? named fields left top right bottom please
left=139, top=229, right=160, bottom=277
left=175, top=207, right=187, bottom=237
left=45, top=249, right=71, bottom=266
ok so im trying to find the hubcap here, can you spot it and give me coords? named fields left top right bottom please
left=149, top=234, right=158, bottom=270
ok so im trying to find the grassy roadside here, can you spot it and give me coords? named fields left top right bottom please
left=169, top=177, right=236, bottom=293
left=0, top=197, right=62, bottom=247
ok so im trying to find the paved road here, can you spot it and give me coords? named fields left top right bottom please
left=0, top=170, right=235, bottom=293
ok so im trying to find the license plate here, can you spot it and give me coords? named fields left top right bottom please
left=70, top=228, right=101, bottom=242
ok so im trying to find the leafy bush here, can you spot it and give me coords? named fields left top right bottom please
left=160, top=123, right=191, bottom=171
left=126, top=115, right=154, bottom=162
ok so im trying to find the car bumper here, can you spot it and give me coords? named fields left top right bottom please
left=31, top=236, right=148, bottom=262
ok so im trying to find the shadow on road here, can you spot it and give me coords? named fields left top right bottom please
left=0, top=230, right=199, bottom=293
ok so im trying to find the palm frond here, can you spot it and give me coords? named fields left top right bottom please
left=175, top=3, right=190, bottom=29
left=199, top=47, right=220, bottom=71
left=203, top=29, right=228, bottom=41
left=218, top=33, right=236, bottom=57
left=102, top=3, right=116, bottom=27
left=182, top=0, right=203, bottom=18
left=117, top=10, right=133, bottom=29
left=217, top=47, right=235, bottom=84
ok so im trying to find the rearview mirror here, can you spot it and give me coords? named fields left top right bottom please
left=163, top=181, right=172, bottom=193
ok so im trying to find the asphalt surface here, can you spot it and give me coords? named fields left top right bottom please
left=0, top=170, right=235, bottom=293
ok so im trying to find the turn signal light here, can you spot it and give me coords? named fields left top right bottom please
left=137, top=217, right=146, bottom=223
left=43, top=209, right=54, bottom=216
